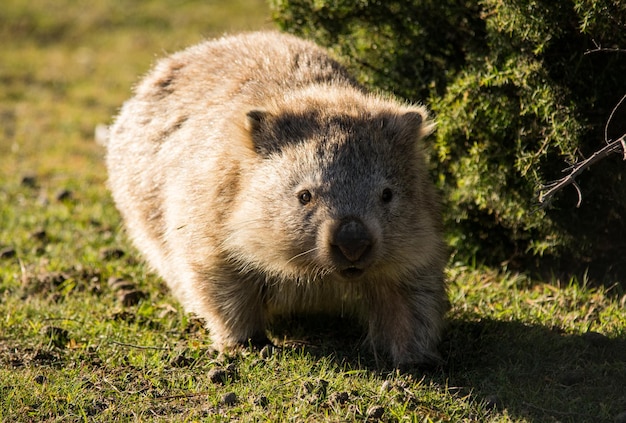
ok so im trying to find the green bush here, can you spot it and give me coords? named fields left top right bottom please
left=271, top=0, right=626, bottom=276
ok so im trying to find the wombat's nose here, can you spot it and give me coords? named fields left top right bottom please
left=331, top=218, right=372, bottom=263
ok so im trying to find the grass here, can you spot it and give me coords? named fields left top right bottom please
left=1, top=1, right=625, bottom=421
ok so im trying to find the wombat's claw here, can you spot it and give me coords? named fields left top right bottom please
left=246, top=336, right=273, bottom=350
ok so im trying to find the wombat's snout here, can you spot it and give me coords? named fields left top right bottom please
left=330, top=218, right=373, bottom=276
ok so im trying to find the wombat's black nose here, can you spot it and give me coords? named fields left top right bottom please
left=331, top=218, right=372, bottom=263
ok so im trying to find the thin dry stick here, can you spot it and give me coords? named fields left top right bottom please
left=538, top=90, right=626, bottom=207
left=584, top=39, right=626, bottom=56
left=584, top=46, right=626, bottom=55
left=538, top=134, right=626, bottom=207
left=109, top=340, right=171, bottom=350
left=604, top=93, right=626, bottom=143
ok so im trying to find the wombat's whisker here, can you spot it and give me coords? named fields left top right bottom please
left=286, top=247, right=320, bottom=264
left=217, top=220, right=267, bottom=246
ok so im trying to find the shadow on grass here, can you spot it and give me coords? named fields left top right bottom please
left=439, top=318, right=626, bottom=422
left=529, top=254, right=626, bottom=293
left=271, top=316, right=626, bottom=422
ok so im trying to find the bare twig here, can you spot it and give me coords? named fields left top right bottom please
left=152, top=391, right=211, bottom=401
left=538, top=135, right=626, bottom=207
left=109, top=340, right=171, bottom=350
left=605, top=93, right=626, bottom=143
left=584, top=46, right=626, bottom=56
left=538, top=86, right=626, bottom=207
left=585, top=39, right=626, bottom=56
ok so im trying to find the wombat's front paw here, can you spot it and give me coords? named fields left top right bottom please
left=212, top=331, right=273, bottom=354
left=367, top=327, right=443, bottom=370
left=394, top=348, right=443, bottom=373
left=245, top=335, right=274, bottom=350
left=366, top=286, right=445, bottom=369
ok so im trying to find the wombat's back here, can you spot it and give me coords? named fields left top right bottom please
left=123, top=31, right=357, bottom=124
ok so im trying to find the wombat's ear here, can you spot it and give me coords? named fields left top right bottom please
left=244, top=109, right=279, bottom=156
left=245, top=109, right=269, bottom=133
left=400, top=108, right=435, bottom=141
left=381, top=107, right=434, bottom=146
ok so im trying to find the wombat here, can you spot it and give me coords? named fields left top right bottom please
left=106, top=31, right=447, bottom=367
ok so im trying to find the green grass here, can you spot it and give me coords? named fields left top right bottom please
left=1, top=1, right=625, bottom=421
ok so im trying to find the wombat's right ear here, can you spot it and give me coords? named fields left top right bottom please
left=245, top=109, right=268, bottom=133
left=245, top=109, right=279, bottom=156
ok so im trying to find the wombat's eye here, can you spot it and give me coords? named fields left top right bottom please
left=381, top=188, right=393, bottom=203
left=298, top=190, right=312, bottom=205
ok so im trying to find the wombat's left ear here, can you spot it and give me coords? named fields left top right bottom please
left=400, top=107, right=435, bottom=141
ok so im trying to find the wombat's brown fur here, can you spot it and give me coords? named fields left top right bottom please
left=106, top=31, right=447, bottom=367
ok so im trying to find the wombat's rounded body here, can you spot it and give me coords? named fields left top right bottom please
left=106, top=31, right=447, bottom=367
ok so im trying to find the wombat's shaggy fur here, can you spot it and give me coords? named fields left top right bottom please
left=106, top=31, right=447, bottom=367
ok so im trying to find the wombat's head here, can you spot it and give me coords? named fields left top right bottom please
left=225, top=87, right=443, bottom=283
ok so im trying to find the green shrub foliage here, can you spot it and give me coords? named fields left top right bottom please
left=271, top=0, right=626, bottom=275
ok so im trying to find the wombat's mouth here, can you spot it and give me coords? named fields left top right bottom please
left=340, top=267, right=365, bottom=279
